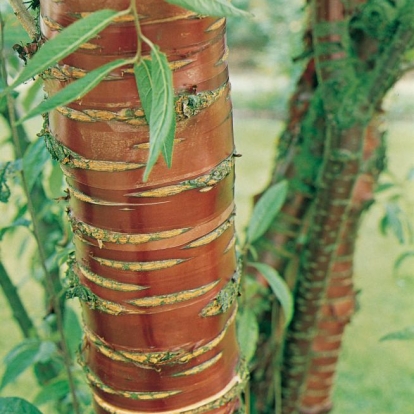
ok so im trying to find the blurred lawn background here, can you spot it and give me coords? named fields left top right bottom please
left=2, top=0, right=414, bottom=412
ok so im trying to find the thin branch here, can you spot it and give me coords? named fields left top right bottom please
left=8, top=0, right=38, bottom=39
left=0, top=12, right=80, bottom=414
left=0, top=260, right=35, bottom=338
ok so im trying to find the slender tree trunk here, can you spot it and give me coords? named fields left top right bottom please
left=39, top=1, right=243, bottom=412
left=298, top=119, right=385, bottom=414
left=250, top=0, right=413, bottom=412
left=281, top=1, right=414, bottom=412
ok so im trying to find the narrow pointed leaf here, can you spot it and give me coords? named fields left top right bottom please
left=22, top=137, right=50, bottom=192
left=134, top=59, right=153, bottom=123
left=0, top=397, right=42, bottom=414
left=64, top=306, right=83, bottom=358
left=246, top=180, right=288, bottom=244
left=380, top=325, right=414, bottom=341
left=237, top=309, right=259, bottom=363
left=19, top=59, right=129, bottom=123
left=6, top=9, right=122, bottom=92
left=166, top=0, right=251, bottom=17
left=250, top=262, right=293, bottom=327
left=143, top=47, right=176, bottom=181
left=393, top=250, right=414, bottom=272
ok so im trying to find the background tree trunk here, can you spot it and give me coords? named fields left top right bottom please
left=249, top=0, right=413, bottom=412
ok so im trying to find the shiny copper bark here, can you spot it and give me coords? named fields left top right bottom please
left=40, top=1, right=242, bottom=412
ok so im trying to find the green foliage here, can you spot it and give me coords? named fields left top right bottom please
left=380, top=325, right=414, bottom=342
left=0, top=216, right=31, bottom=241
left=358, top=0, right=398, bottom=40
left=135, top=47, right=176, bottom=181
left=19, top=59, right=130, bottom=123
left=376, top=169, right=414, bottom=246
left=22, top=137, right=50, bottom=192
left=63, top=307, right=83, bottom=359
left=394, top=251, right=414, bottom=274
left=165, top=0, right=251, bottom=17
left=33, top=378, right=70, bottom=406
left=381, top=202, right=408, bottom=243
left=237, top=308, right=259, bottom=363
left=134, top=59, right=153, bottom=123
left=249, top=262, right=293, bottom=327
left=246, top=180, right=287, bottom=244
left=3, top=9, right=122, bottom=92
left=0, top=397, right=42, bottom=414
left=0, top=162, right=12, bottom=203
left=1, top=339, right=43, bottom=390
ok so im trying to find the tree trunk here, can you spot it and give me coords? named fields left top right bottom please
left=298, top=119, right=385, bottom=414
left=280, top=0, right=414, bottom=412
left=249, top=0, right=413, bottom=412
left=39, top=1, right=243, bottom=412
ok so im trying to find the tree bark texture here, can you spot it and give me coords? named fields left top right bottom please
left=39, top=1, right=243, bottom=412
left=298, top=119, right=385, bottom=414
left=281, top=2, right=366, bottom=412
left=281, top=0, right=414, bottom=412
left=251, top=76, right=384, bottom=414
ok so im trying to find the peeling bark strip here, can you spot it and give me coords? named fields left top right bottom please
left=40, top=1, right=242, bottom=412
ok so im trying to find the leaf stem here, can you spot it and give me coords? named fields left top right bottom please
left=129, top=0, right=142, bottom=61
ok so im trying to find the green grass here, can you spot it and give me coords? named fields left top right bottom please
left=1, top=113, right=414, bottom=413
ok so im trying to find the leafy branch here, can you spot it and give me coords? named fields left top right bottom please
left=0, top=12, right=80, bottom=412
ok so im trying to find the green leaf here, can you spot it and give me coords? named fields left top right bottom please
left=22, top=77, right=44, bottom=112
left=19, top=59, right=129, bottom=123
left=374, top=182, right=394, bottom=193
left=0, top=159, right=22, bottom=203
left=237, top=309, right=259, bottom=363
left=0, top=217, right=31, bottom=241
left=0, top=162, right=11, bottom=203
left=380, top=325, right=414, bottom=341
left=394, top=251, right=414, bottom=272
left=165, top=0, right=251, bottom=18
left=385, top=203, right=405, bottom=244
left=246, top=180, right=288, bottom=244
left=143, top=46, right=176, bottom=181
left=22, top=137, right=50, bottom=192
left=134, top=59, right=153, bottom=123
left=0, top=397, right=42, bottom=414
left=5, top=9, right=122, bottom=92
left=250, top=262, right=293, bottom=327
left=46, top=161, right=64, bottom=199
left=34, top=378, right=70, bottom=406
left=64, top=306, right=83, bottom=358
left=0, top=339, right=41, bottom=390
left=34, top=341, right=57, bottom=364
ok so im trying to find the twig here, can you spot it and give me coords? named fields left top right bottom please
left=0, top=260, right=35, bottom=338
left=8, top=0, right=38, bottom=39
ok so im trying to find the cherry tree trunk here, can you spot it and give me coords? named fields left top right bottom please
left=39, top=1, right=243, bottom=412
